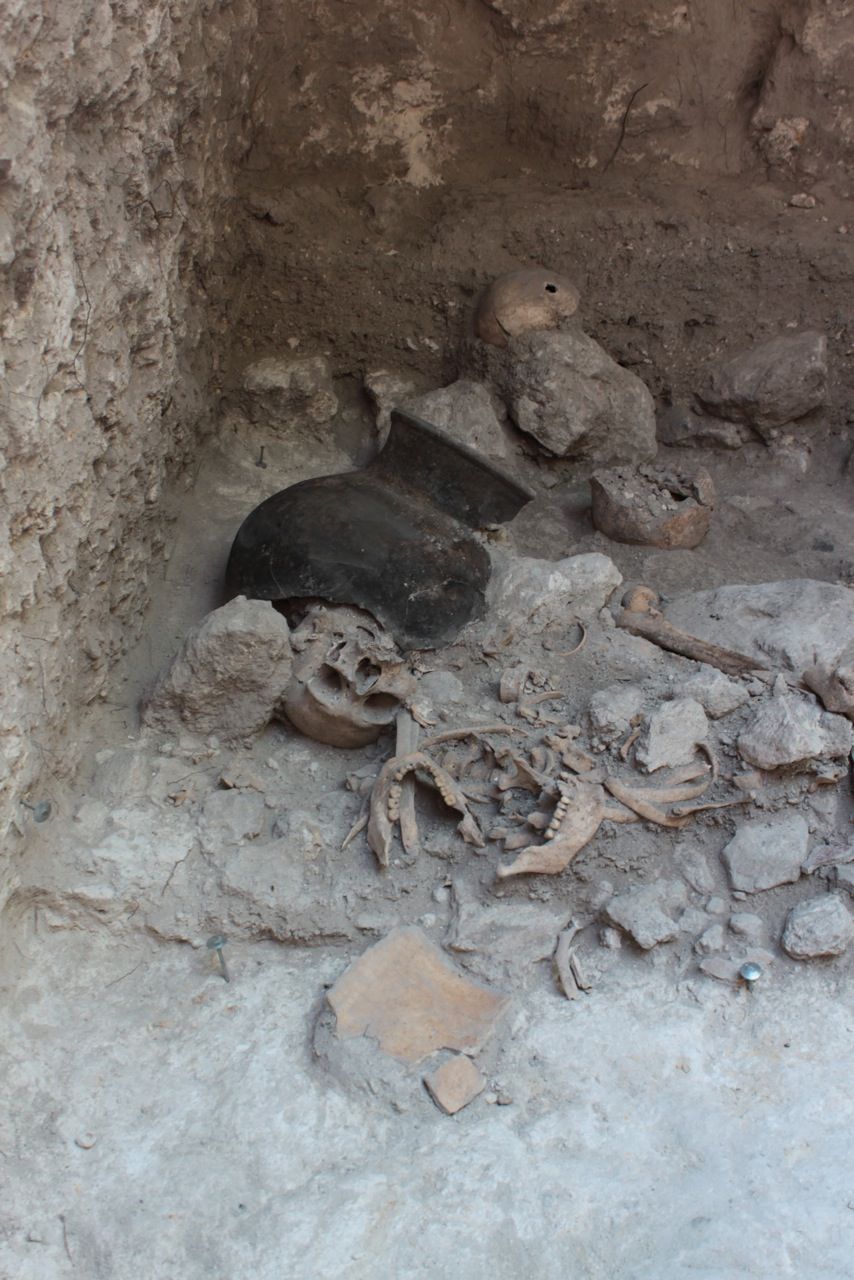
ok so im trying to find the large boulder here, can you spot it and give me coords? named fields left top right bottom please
left=696, top=331, right=827, bottom=437
left=665, top=580, right=854, bottom=675
left=476, top=329, right=656, bottom=468
left=737, top=689, right=853, bottom=771
left=142, top=597, right=293, bottom=740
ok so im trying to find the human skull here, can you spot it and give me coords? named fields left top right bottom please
left=279, top=605, right=415, bottom=748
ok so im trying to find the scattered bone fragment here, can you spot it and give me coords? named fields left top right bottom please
left=424, top=1055, right=486, bottom=1115
left=616, top=587, right=766, bottom=678
left=721, top=814, right=807, bottom=892
left=141, top=597, right=293, bottom=740
left=696, top=330, right=827, bottom=437
left=590, top=463, right=715, bottom=549
left=636, top=698, right=709, bottom=772
left=604, top=881, right=688, bottom=950
left=280, top=604, right=415, bottom=748
left=327, top=927, right=509, bottom=1064
left=737, top=689, right=853, bottom=771
left=497, top=778, right=606, bottom=878
left=781, top=895, right=854, bottom=959
left=395, top=710, right=421, bottom=857
left=803, top=645, right=854, bottom=722
left=474, top=267, right=580, bottom=348
left=368, top=751, right=484, bottom=867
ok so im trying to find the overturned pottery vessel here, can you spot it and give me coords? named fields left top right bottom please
left=226, top=409, right=533, bottom=650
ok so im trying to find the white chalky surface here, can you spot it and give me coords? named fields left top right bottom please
left=2, top=929, right=853, bottom=1280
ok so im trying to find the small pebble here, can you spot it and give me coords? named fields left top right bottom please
left=74, top=1133, right=98, bottom=1150
left=496, top=1091, right=513, bottom=1106
left=788, top=192, right=816, bottom=208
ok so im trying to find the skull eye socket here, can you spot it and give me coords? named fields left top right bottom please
left=353, top=657, right=381, bottom=695
left=316, top=664, right=347, bottom=697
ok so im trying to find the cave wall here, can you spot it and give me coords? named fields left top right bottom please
left=1, top=0, right=852, bottom=884
left=0, top=0, right=257, bottom=876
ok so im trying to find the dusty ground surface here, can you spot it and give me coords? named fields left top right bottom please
left=3, top=307, right=853, bottom=1274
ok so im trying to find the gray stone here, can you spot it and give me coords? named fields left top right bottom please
left=676, top=849, right=716, bottom=894
left=242, top=354, right=338, bottom=431
left=481, top=329, right=656, bottom=467
left=729, top=912, right=765, bottom=944
left=198, top=789, right=267, bottom=854
left=678, top=907, right=709, bottom=935
left=721, top=813, right=807, bottom=892
left=706, top=896, right=728, bottom=915
left=481, top=552, right=622, bottom=648
left=418, top=670, right=465, bottom=707
left=782, top=895, right=854, bottom=959
left=587, top=684, right=644, bottom=740
left=695, top=924, right=726, bottom=955
left=445, top=884, right=570, bottom=982
left=738, top=692, right=853, bottom=771
left=697, top=330, right=827, bottom=436
left=681, top=670, right=750, bottom=719
left=605, top=880, right=687, bottom=950
left=665, top=580, right=854, bottom=675
left=833, top=866, right=854, bottom=898
left=142, top=598, right=293, bottom=741
left=656, top=404, right=752, bottom=450
left=403, top=379, right=509, bottom=461
left=636, top=698, right=709, bottom=772
left=803, top=644, right=854, bottom=722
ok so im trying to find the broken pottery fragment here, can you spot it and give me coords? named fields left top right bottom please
left=636, top=699, right=709, bottom=773
left=604, top=880, right=687, bottom=950
left=665, top=580, right=854, bottom=675
left=226, top=409, right=533, bottom=650
left=474, top=267, right=580, bottom=348
left=423, top=1055, right=486, bottom=1115
left=737, top=691, right=853, bottom=771
left=327, top=927, right=509, bottom=1064
left=721, top=814, right=807, bottom=893
left=781, top=895, right=854, bottom=959
left=279, top=604, right=414, bottom=748
left=590, top=464, right=715, bottom=549
left=141, top=597, right=292, bottom=741
left=696, top=330, right=827, bottom=437
left=241, top=353, right=338, bottom=431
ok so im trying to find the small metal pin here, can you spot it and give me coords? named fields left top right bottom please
left=206, top=933, right=230, bottom=983
left=21, top=799, right=52, bottom=822
left=739, top=961, right=762, bottom=992
left=256, top=445, right=267, bottom=469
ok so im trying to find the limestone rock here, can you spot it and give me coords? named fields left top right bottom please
left=636, top=698, right=709, bottom=772
left=721, top=813, right=807, bottom=892
left=681, top=670, right=750, bottom=719
left=327, top=927, right=509, bottom=1064
left=695, top=924, right=726, bottom=955
left=729, top=912, right=765, bottom=944
left=445, top=884, right=570, bottom=982
left=803, top=644, right=854, bottom=722
left=423, top=1055, right=485, bottom=1115
left=737, top=692, right=853, bottom=771
left=604, top=880, right=687, bottom=949
left=656, top=404, right=753, bottom=450
left=481, top=329, right=656, bottom=467
left=475, top=267, right=580, bottom=348
left=782, top=895, right=854, bottom=959
left=665, top=580, right=854, bottom=674
left=590, top=464, right=715, bottom=549
left=364, top=368, right=421, bottom=444
left=697, top=331, right=827, bottom=437
left=482, top=552, right=621, bottom=647
left=587, top=684, right=644, bottom=740
left=403, top=379, right=509, bottom=460
left=242, top=354, right=338, bottom=431
left=418, top=670, right=465, bottom=707
left=142, top=598, right=293, bottom=741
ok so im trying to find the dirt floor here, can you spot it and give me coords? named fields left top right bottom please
left=2, top=171, right=854, bottom=1278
